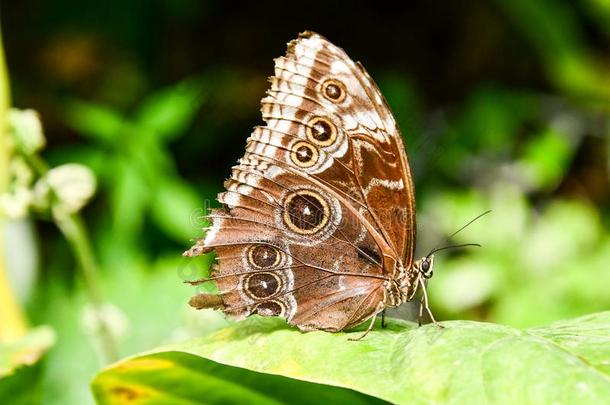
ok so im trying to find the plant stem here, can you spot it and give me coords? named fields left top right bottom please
left=53, top=208, right=119, bottom=363
left=0, top=22, right=29, bottom=343
left=21, top=136, right=119, bottom=362
left=22, top=135, right=119, bottom=362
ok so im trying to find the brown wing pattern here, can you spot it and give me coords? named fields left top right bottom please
left=186, top=32, right=415, bottom=331
left=268, top=31, right=416, bottom=265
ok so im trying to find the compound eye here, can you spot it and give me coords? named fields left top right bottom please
left=421, top=260, right=430, bottom=272
left=420, top=258, right=434, bottom=278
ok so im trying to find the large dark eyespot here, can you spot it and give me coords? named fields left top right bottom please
left=254, top=300, right=284, bottom=317
left=283, top=190, right=330, bottom=234
left=290, top=141, right=318, bottom=168
left=247, top=245, right=281, bottom=269
left=244, top=272, right=281, bottom=299
left=306, top=117, right=337, bottom=147
left=322, top=79, right=347, bottom=103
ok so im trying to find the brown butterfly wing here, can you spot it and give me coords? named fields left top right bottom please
left=187, top=155, right=386, bottom=331
left=186, top=32, right=415, bottom=331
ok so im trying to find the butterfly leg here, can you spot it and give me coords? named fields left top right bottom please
left=417, top=296, right=425, bottom=326
left=418, top=276, right=444, bottom=328
left=348, top=303, right=384, bottom=341
left=184, top=278, right=208, bottom=286
left=381, top=309, right=387, bottom=328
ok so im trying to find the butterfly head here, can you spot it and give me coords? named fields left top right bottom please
left=417, top=255, right=435, bottom=279
left=388, top=255, right=435, bottom=306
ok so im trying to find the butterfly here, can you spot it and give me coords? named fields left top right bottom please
left=185, top=31, right=440, bottom=338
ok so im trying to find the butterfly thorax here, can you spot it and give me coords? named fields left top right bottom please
left=383, top=255, right=434, bottom=308
left=382, top=262, right=416, bottom=308
left=382, top=278, right=406, bottom=308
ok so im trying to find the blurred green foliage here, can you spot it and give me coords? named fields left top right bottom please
left=0, top=1, right=609, bottom=403
left=61, top=79, right=205, bottom=249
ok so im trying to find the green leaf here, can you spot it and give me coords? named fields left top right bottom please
left=135, top=79, right=205, bottom=142
left=109, top=159, right=150, bottom=239
left=92, top=352, right=384, bottom=405
left=519, top=127, right=572, bottom=190
left=0, top=326, right=55, bottom=378
left=0, top=359, right=46, bottom=405
left=495, top=0, right=610, bottom=99
left=458, top=86, right=536, bottom=152
left=93, top=312, right=610, bottom=404
left=46, top=145, right=108, bottom=178
left=150, top=178, right=201, bottom=243
left=0, top=326, right=49, bottom=404
left=63, top=100, right=127, bottom=144
left=529, top=313, right=610, bottom=375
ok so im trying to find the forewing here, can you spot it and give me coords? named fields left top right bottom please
left=265, top=31, right=416, bottom=265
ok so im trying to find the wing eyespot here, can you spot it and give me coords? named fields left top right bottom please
left=306, top=116, right=337, bottom=147
left=290, top=141, right=319, bottom=168
left=244, top=272, right=282, bottom=299
left=282, top=190, right=330, bottom=235
left=247, top=244, right=282, bottom=269
left=254, top=300, right=285, bottom=316
left=322, top=79, right=347, bottom=103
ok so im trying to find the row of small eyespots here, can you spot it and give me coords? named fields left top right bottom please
left=288, top=77, right=345, bottom=168
left=243, top=244, right=287, bottom=316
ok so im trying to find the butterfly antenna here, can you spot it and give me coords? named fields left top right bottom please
left=447, top=210, right=492, bottom=239
left=426, top=243, right=481, bottom=257
left=426, top=210, right=492, bottom=257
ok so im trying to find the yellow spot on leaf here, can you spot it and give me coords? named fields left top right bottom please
left=114, top=357, right=174, bottom=372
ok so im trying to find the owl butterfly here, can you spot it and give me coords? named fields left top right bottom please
left=185, top=31, right=439, bottom=338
